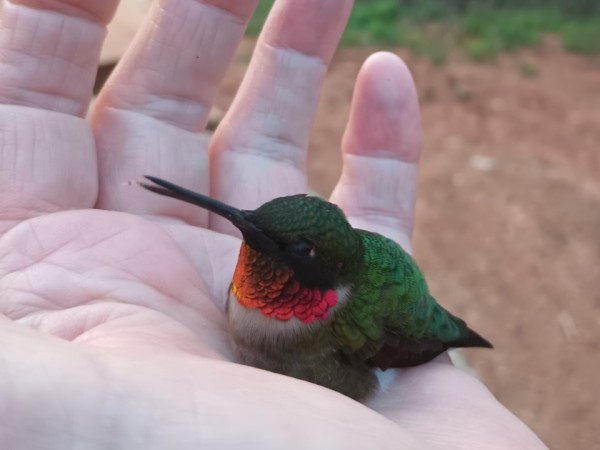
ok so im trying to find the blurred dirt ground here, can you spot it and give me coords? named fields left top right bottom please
left=215, top=39, right=600, bottom=450
left=99, top=4, right=599, bottom=448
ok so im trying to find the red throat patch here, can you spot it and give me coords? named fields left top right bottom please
left=231, top=244, right=338, bottom=323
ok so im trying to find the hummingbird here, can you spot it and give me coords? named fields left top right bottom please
left=141, top=175, right=492, bottom=400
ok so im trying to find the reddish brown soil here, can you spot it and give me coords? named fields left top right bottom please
left=217, top=39, right=600, bottom=450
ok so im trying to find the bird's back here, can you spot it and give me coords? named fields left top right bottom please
left=330, top=230, right=492, bottom=370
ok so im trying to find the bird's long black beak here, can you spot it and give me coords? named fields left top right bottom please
left=139, top=175, right=263, bottom=236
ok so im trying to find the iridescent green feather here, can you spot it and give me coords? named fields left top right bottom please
left=332, top=230, right=490, bottom=368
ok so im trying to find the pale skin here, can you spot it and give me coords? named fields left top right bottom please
left=0, top=0, right=548, bottom=448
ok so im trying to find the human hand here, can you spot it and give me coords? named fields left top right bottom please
left=0, top=0, right=546, bottom=448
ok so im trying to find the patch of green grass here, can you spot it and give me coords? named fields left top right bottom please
left=427, top=43, right=449, bottom=66
left=518, top=60, right=540, bottom=77
left=460, top=10, right=558, bottom=60
left=398, top=0, right=457, bottom=22
left=395, top=25, right=450, bottom=65
left=561, top=20, right=600, bottom=54
left=342, top=0, right=402, bottom=44
left=466, top=38, right=501, bottom=61
left=463, top=9, right=562, bottom=52
left=246, top=1, right=273, bottom=35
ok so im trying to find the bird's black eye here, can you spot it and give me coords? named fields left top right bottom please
left=287, top=239, right=314, bottom=258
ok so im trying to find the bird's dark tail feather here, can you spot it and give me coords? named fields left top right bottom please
left=452, top=328, right=493, bottom=349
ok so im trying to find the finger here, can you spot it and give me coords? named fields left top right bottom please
left=330, top=52, right=421, bottom=252
left=92, top=0, right=259, bottom=224
left=0, top=0, right=117, bottom=115
left=0, top=1, right=119, bottom=231
left=210, top=0, right=353, bottom=235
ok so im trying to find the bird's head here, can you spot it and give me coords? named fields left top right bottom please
left=141, top=176, right=362, bottom=323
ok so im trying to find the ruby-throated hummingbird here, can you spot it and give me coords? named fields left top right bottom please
left=141, top=176, right=492, bottom=400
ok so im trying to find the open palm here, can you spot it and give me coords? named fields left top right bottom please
left=0, top=1, right=545, bottom=448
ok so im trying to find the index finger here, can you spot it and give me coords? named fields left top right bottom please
left=0, top=0, right=119, bottom=232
